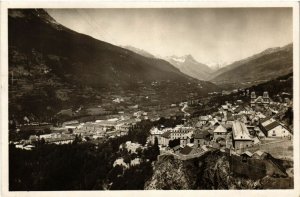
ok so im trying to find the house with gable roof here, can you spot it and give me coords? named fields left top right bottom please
left=194, top=130, right=211, bottom=148
left=232, top=120, right=253, bottom=151
left=160, top=130, right=171, bottom=147
left=261, top=121, right=291, bottom=138
left=213, top=124, right=227, bottom=140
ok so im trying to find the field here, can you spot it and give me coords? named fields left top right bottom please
left=247, top=138, right=293, bottom=161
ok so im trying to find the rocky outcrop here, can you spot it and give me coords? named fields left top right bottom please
left=145, top=154, right=197, bottom=189
left=145, top=151, right=293, bottom=190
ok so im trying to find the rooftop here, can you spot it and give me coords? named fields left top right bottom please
left=263, top=121, right=282, bottom=131
left=232, top=121, right=252, bottom=141
left=213, top=125, right=227, bottom=133
left=194, top=130, right=210, bottom=139
left=150, top=127, right=164, bottom=135
left=161, top=131, right=171, bottom=138
left=179, top=146, right=193, bottom=155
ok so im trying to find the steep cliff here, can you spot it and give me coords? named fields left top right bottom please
left=145, top=151, right=293, bottom=190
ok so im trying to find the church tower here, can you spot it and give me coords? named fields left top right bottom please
left=250, top=91, right=256, bottom=107
left=263, top=91, right=269, bottom=105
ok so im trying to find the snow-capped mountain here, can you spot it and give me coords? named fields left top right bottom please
left=165, top=55, right=214, bottom=80
left=207, top=61, right=231, bottom=71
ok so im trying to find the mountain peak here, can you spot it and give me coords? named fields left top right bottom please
left=165, top=55, right=213, bottom=80
left=184, top=54, right=193, bottom=59
left=9, top=9, right=64, bottom=31
left=9, top=9, right=54, bottom=22
left=9, top=9, right=203, bottom=88
left=183, top=54, right=198, bottom=63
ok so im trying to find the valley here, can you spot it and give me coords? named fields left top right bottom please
left=7, top=8, right=294, bottom=191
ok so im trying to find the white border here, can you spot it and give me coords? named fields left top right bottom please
left=1, top=1, right=299, bottom=197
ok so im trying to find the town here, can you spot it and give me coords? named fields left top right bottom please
left=6, top=7, right=296, bottom=192
left=10, top=89, right=293, bottom=165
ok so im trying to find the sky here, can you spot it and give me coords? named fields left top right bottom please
left=47, top=8, right=293, bottom=67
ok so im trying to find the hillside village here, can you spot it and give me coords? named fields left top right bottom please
left=7, top=8, right=295, bottom=191
left=10, top=89, right=293, bottom=164
left=149, top=91, right=293, bottom=162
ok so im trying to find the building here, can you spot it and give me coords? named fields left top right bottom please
left=160, top=131, right=171, bottom=147
left=213, top=124, right=228, bottom=140
left=133, top=111, right=143, bottom=117
left=170, top=125, right=195, bottom=140
left=29, top=135, right=38, bottom=143
left=221, top=105, right=229, bottom=111
left=180, top=133, right=193, bottom=148
left=250, top=91, right=270, bottom=107
left=232, top=121, right=253, bottom=151
left=115, top=119, right=138, bottom=133
left=252, top=150, right=267, bottom=159
left=149, top=127, right=164, bottom=144
left=45, top=135, right=75, bottom=145
left=194, top=130, right=211, bottom=148
left=76, top=122, right=106, bottom=134
left=261, top=121, right=291, bottom=138
left=40, top=133, right=60, bottom=139
left=62, top=120, right=79, bottom=127
left=150, top=125, right=194, bottom=147
left=179, top=146, right=202, bottom=156
left=260, top=117, right=276, bottom=127
left=198, top=116, right=210, bottom=126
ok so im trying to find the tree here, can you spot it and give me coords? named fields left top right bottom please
left=68, top=128, right=73, bottom=134
left=153, top=137, right=160, bottom=158
left=168, top=139, right=180, bottom=148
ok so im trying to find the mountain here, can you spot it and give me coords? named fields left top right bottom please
left=8, top=9, right=219, bottom=121
left=210, top=44, right=293, bottom=87
left=166, top=55, right=214, bottom=80
left=121, top=45, right=156, bottom=59
left=9, top=9, right=198, bottom=88
left=209, top=61, right=231, bottom=71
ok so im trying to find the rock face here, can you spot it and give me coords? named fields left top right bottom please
left=145, top=151, right=293, bottom=190
left=145, top=154, right=198, bottom=189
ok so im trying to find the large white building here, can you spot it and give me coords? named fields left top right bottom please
left=232, top=121, right=253, bottom=150
left=149, top=125, right=194, bottom=146
left=261, top=121, right=291, bottom=138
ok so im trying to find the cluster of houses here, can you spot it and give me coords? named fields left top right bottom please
left=113, top=141, right=145, bottom=169
left=12, top=90, right=292, bottom=158
left=149, top=91, right=292, bottom=157
left=71, top=117, right=140, bottom=140
left=13, top=132, right=76, bottom=150
left=12, top=116, right=142, bottom=150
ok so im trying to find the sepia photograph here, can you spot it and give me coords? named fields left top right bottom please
left=1, top=1, right=299, bottom=196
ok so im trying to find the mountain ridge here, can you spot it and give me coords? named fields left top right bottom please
left=9, top=9, right=203, bottom=88
left=165, top=54, right=214, bottom=80
left=210, top=43, right=293, bottom=87
left=8, top=9, right=220, bottom=121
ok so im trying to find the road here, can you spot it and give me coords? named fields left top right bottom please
left=181, top=102, right=190, bottom=116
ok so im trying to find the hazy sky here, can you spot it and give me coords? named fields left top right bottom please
left=47, top=8, right=292, bottom=67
